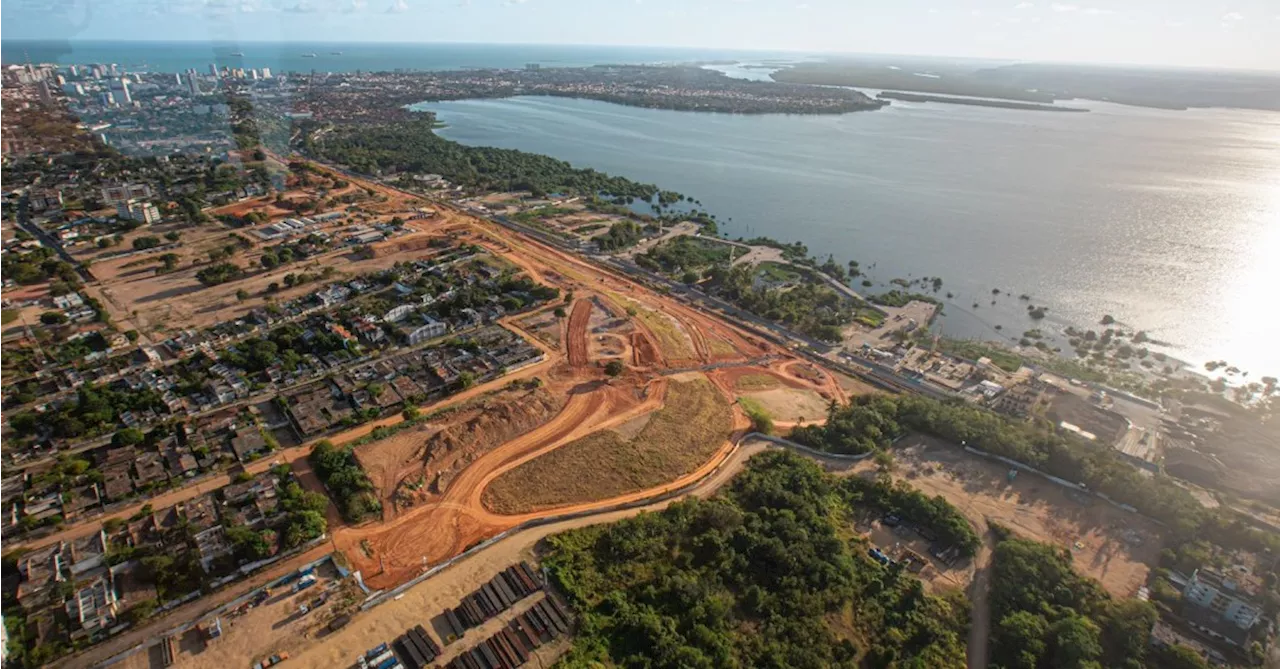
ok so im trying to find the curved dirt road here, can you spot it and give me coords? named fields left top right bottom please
left=334, top=378, right=668, bottom=588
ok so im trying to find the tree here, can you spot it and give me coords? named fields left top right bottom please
left=994, top=611, right=1049, bottom=669
left=604, top=360, right=625, bottom=377
left=164, top=231, right=182, bottom=242
left=112, top=428, right=145, bottom=447
left=39, top=311, right=67, bottom=325
left=1148, top=644, right=1208, bottom=669
left=403, top=406, right=421, bottom=421
left=132, top=236, right=162, bottom=251
left=873, top=449, right=895, bottom=473
left=284, top=510, right=327, bottom=547
left=1047, top=614, right=1102, bottom=669
left=682, top=270, right=700, bottom=285
left=226, top=525, right=273, bottom=561
left=553, top=307, right=566, bottom=318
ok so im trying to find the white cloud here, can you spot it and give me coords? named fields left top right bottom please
left=1221, top=11, right=1243, bottom=21
left=1050, top=3, right=1078, bottom=11
left=1083, top=7, right=1115, bottom=16
left=283, top=1, right=317, bottom=13
left=1013, top=2, right=1034, bottom=9
left=796, top=2, right=810, bottom=8
left=927, top=8, right=939, bottom=14
left=1164, top=19, right=1186, bottom=27
left=386, top=0, right=408, bottom=11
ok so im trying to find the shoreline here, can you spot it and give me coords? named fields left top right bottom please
left=876, top=90, right=1089, bottom=112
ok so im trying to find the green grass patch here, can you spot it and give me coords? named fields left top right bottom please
left=1, top=309, right=19, bottom=325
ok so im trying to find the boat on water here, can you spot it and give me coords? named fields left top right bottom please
left=230, top=51, right=245, bottom=57
left=301, top=53, right=317, bottom=58
left=330, top=51, right=343, bottom=56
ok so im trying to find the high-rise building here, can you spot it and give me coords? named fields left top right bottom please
left=174, top=72, right=183, bottom=86
left=68, top=64, right=79, bottom=77
left=188, top=74, right=201, bottom=97
left=209, top=63, right=219, bottom=77
left=99, top=91, right=115, bottom=107
left=62, top=82, right=84, bottom=96
left=117, top=79, right=132, bottom=104
left=261, top=67, right=272, bottom=79
left=36, top=81, right=54, bottom=106
left=109, top=63, right=119, bottom=75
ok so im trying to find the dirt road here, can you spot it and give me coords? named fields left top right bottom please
left=967, top=529, right=995, bottom=669
left=239, top=439, right=771, bottom=669
left=9, top=330, right=557, bottom=556
left=334, top=379, right=668, bottom=588
left=65, top=544, right=332, bottom=669
left=566, top=298, right=591, bottom=367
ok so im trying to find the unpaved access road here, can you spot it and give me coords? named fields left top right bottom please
left=228, top=438, right=771, bottom=669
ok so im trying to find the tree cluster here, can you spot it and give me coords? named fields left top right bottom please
left=308, top=440, right=381, bottom=523
left=545, top=450, right=969, bottom=669
left=988, top=533, right=1164, bottom=669
left=312, top=119, right=663, bottom=200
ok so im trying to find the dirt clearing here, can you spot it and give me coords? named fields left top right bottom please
left=481, top=375, right=734, bottom=515
left=879, top=435, right=1161, bottom=597
left=354, top=383, right=565, bottom=518
left=733, top=373, right=782, bottom=391
left=741, top=387, right=830, bottom=424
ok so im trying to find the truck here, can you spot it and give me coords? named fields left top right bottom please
left=292, top=574, right=318, bottom=593
left=365, top=650, right=395, bottom=668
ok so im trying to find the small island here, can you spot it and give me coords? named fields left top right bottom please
left=877, top=91, right=1089, bottom=112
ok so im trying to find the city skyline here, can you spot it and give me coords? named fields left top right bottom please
left=2, top=0, right=1279, bottom=71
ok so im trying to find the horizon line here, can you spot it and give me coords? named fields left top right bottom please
left=4, top=38, right=1279, bottom=75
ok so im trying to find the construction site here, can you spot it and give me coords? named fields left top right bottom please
left=43, top=163, right=1175, bottom=669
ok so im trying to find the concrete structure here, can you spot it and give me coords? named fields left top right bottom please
left=65, top=573, right=118, bottom=636
left=116, top=199, right=161, bottom=224
left=408, top=318, right=447, bottom=345
left=1182, top=568, right=1263, bottom=646
left=383, top=304, right=415, bottom=323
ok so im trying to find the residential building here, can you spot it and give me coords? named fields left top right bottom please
left=384, top=304, right=415, bottom=323
left=29, top=188, right=64, bottom=212
left=100, top=183, right=152, bottom=204
left=408, top=318, right=447, bottom=345
left=1182, top=568, right=1264, bottom=646
left=65, top=573, right=118, bottom=636
left=115, top=198, right=161, bottom=224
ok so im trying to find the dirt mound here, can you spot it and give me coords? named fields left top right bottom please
left=632, top=332, right=661, bottom=367
left=567, top=299, right=592, bottom=367
left=480, top=376, right=733, bottom=515
left=354, top=386, right=564, bottom=518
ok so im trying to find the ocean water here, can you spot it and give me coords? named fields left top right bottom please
left=1, top=40, right=798, bottom=74
left=422, top=95, right=1280, bottom=377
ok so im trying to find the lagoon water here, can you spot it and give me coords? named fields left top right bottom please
left=425, top=95, right=1280, bottom=376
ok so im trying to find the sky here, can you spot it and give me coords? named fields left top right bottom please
left=3, top=0, right=1279, bottom=70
